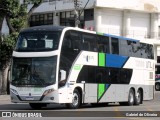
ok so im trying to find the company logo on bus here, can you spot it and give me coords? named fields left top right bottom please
left=83, top=55, right=94, bottom=62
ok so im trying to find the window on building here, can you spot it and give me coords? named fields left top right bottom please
left=30, top=13, right=53, bottom=27
left=60, top=10, right=84, bottom=28
left=84, top=9, right=94, bottom=21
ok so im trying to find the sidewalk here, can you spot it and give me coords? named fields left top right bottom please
left=0, top=95, right=10, bottom=101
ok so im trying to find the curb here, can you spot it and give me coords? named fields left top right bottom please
left=0, top=95, right=10, bottom=101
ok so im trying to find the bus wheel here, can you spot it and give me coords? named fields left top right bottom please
left=128, top=89, right=135, bottom=106
left=155, top=83, right=160, bottom=91
left=134, top=89, right=142, bottom=105
left=66, top=89, right=81, bottom=109
left=29, top=103, right=46, bottom=109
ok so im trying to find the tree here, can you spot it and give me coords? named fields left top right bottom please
left=0, top=0, right=43, bottom=94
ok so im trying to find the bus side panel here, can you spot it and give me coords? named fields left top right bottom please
left=84, top=84, right=97, bottom=103
left=84, top=84, right=116, bottom=103
left=97, top=84, right=115, bottom=103
left=143, top=85, right=154, bottom=100
left=115, top=84, right=125, bottom=102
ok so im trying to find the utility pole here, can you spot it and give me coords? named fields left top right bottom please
left=49, top=0, right=58, bottom=25
left=74, top=0, right=90, bottom=28
left=74, top=0, right=81, bottom=27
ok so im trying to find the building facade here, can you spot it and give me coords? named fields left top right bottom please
left=1, top=0, right=160, bottom=58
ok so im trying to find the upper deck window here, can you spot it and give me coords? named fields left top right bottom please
left=15, top=31, right=61, bottom=52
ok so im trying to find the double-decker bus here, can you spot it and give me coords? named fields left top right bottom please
left=10, top=25, right=155, bottom=109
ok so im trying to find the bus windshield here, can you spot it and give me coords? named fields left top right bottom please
left=11, top=56, right=57, bottom=87
left=15, top=31, right=61, bottom=52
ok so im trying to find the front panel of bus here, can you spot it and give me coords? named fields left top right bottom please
left=10, top=29, right=63, bottom=103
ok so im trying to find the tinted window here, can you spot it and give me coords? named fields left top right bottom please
left=77, top=66, right=96, bottom=83
left=77, top=65, right=132, bottom=84
left=111, top=37, right=119, bottom=54
left=15, top=31, right=61, bottom=52
left=97, top=36, right=110, bottom=53
left=120, top=40, right=154, bottom=59
left=82, top=33, right=97, bottom=51
left=59, top=30, right=81, bottom=87
left=119, top=40, right=129, bottom=56
left=12, top=56, right=57, bottom=87
left=140, top=43, right=154, bottom=59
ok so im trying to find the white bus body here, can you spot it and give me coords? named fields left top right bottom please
left=10, top=26, right=155, bottom=109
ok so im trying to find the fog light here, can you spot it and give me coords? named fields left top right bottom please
left=50, top=97, right=54, bottom=100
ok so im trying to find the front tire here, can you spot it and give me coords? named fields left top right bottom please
left=66, top=89, right=81, bottom=109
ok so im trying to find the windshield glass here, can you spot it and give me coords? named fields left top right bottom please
left=11, top=56, right=57, bottom=87
left=15, top=31, right=61, bottom=52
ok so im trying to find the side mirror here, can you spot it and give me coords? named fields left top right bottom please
left=60, top=70, right=66, bottom=81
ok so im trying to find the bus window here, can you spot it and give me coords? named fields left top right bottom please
left=15, top=31, right=61, bottom=52
left=97, top=36, right=110, bottom=53
left=119, top=40, right=129, bottom=56
left=140, top=43, right=154, bottom=59
left=82, top=33, right=97, bottom=51
left=111, top=37, right=119, bottom=54
left=77, top=66, right=89, bottom=83
left=59, top=30, right=81, bottom=87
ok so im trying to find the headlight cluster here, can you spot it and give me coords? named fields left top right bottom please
left=10, top=88, right=19, bottom=95
left=43, top=89, right=54, bottom=96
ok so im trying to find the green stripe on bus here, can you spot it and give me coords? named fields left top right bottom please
left=98, top=84, right=105, bottom=100
left=96, top=32, right=104, bottom=36
left=73, top=64, right=81, bottom=70
left=98, top=53, right=105, bottom=66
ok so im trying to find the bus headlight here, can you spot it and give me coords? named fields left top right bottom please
left=10, top=88, right=19, bottom=95
left=43, top=89, right=54, bottom=96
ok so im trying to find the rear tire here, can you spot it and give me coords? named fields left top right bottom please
left=66, top=89, right=81, bottom=109
left=120, top=89, right=135, bottom=106
left=155, top=83, right=160, bottom=91
left=134, top=89, right=142, bottom=105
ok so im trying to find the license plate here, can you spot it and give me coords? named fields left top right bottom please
left=26, top=96, right=34, bottom=100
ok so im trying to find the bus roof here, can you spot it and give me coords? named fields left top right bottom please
left=20, top=25, right=66, bottom=33
left=20, top=25, right=150, bottom=43
left=96, top=32, right=139, bottom=42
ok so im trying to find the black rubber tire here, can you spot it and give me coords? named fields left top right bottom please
left=29, top=103, right=46, bottom=109
left=134, top=89, right=142, bottom=105
left=128, top=89, right=135, bottom=106
left=155, top=83, right=160, bottom=91
left=66, top=89, right=81, bottom=109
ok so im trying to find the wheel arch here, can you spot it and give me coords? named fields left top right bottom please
left=74, top=86, right=83, bottom=104
left=130, top=87, right=135, bottom=94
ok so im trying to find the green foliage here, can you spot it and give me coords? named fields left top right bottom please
left=0, top=33, right=18, bottom=62
left=0, top=0, right=43, bottom=65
